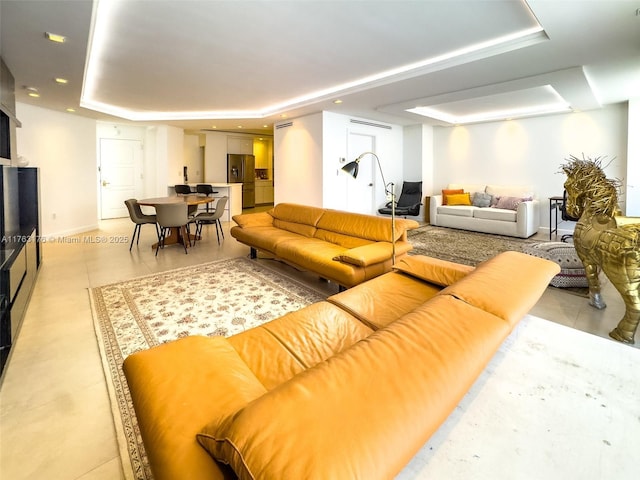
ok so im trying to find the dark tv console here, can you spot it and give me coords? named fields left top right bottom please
left=0, top=166, right=41, bottom=378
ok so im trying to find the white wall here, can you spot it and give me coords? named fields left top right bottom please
left=154, top=125, right=184, bottom=194
left=432, top=104, right=628, bottom=228
left=274, top=113, right=324, bottom=207
left=274, top=111, right=403, bottom=212
left=16, top=103, right=98, bottom=237
left=626, top=99, right=639, bottom=216
left=203, top=131, right=230, bottom=183
left=325, top=112, right=404, bottom=213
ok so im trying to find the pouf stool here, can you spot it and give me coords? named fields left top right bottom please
left=521, top=242, right=588, bottom=288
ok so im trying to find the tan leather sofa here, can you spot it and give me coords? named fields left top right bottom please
left=123, top=251, right=559, bottom=480
left=230, top=203, right=420, bottom=289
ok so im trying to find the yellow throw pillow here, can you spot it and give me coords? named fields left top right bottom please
left=441, top=188, right=464, bottom=205
left=445, top=193, right=472, bottom=206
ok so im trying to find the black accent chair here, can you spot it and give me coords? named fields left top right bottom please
left=378, top=181, right=422, bottom=217
left=560, top=189, right=579, bottom=242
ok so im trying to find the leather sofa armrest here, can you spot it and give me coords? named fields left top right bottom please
left=335, top=241, right=414, bottom=267
left=232, top=211, right=274, bottom=228
left=334, top=242, right=394, bottom=267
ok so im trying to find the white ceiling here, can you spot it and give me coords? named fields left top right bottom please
left=1, top=0, right=639, bottom=134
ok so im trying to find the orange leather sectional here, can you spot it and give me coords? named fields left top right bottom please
left=230, top=203, right=420, bottom=289
left=123, top=251, right=560, bottom=480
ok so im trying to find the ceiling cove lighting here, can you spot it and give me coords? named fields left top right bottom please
left=407, top=103, right=571, bottom=124
left=81, top=0, right=545, bottom=122
left=407, top=86, right=571, bottom=124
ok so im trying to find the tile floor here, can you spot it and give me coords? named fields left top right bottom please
left=0, top=217, right=635, bottom=479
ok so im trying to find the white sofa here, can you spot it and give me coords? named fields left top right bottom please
left=430, top=183, right=539, bottom=238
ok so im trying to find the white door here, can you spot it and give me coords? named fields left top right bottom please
left=99, top=139, right=144, bottom=219
left=346, top=132, right=376, bottom=214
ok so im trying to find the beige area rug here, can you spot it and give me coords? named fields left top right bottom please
left=89, top=257, right=328, bottom=480
left=407, top=225, right=589, bottom=297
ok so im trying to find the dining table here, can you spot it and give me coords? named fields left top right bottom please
left=137, top=195, right=215, bottom=249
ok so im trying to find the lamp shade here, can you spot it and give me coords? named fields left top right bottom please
left=341, top=160, right=359, bottom=179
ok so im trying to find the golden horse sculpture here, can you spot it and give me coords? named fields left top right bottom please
left=562, top=155, right=640, bottom=344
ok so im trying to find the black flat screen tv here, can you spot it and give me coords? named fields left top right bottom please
left=0, top=110, right=10, bottom=163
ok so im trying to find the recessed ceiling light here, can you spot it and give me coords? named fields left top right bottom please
left=334, top=99, right=343, bottom=104
left=66, top=108, right=76, bottom=113
left=211, top=125, right=217, bottom=129
left=45, top=32, right=66, bottom=43
left=55, top=77, right=69, bottom=84
left=237, top=125, right=243, bottom=129
left=25, top=87, right=40, bottom=98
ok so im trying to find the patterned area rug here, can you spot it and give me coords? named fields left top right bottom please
left=407, top=225, right=589, bottom=297
left=408, top=225, right=539, bottom=266
left=89, top=257, right=327, bottom=480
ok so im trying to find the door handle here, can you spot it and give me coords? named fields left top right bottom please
left=102, top=180, right=110, bottom=187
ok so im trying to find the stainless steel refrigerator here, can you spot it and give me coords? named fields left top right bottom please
left=227, top=154, right=255, bottom=208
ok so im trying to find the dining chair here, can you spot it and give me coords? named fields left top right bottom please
left=174, top=184, right=199, bottom=217
left=174, top=184, right=192, bottom=195
left=193, top=196, right=228, bottom=245
left=196, top=184, right=219, bottom=212
left=124, top=198, right=159, bottom=251
left=155, top=202, right=191, bottom=256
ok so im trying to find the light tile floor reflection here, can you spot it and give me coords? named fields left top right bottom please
left=0, top=218, right=634, bottom=479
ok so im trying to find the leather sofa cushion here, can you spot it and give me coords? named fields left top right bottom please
left=272, top=218, right=317, bottom=237
left=275, top=237, right=366, bottom=285
left=232, top=210, right=274, bottom=228
left=317, top=209, right=411, bottom=242
left=333, top=242, right=393, bottom=267
left=197, top=295, right=511, bottom=480
left=122, top=336, right=266, bottom=480
left=473, top=207, right=517, bottom=222
left=441, top=251, right=560, bottom=327
left=327, top=269, right=442, bottom=330
left=392, top=255, right=474, bottom=287
left=229, top=225, right=300, bottom=254
left=228, top=301, right=373, bottom=390
left=270, top=203, right=324, bottom=237
left=315, top=228, right=372, bottom=249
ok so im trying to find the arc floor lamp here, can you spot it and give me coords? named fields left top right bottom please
left=341, top=151, right=397, bottom=264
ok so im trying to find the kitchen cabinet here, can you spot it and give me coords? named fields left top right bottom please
left=0, top=57, right=16, bottom=118
left=253, top=137, right=273, bottom=169
left=227, top=136, right=253, bottom=155
left=255, top=180, right=274, bottom=205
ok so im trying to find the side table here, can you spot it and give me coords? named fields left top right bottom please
left=424, top=196, right=431, bottom=224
